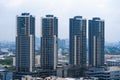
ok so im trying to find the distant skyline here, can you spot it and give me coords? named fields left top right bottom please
left=0, top=0, right=120, bottom=42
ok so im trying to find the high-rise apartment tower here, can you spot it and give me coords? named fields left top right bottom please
left=16, top=13, right=35, bottom=72
left=40, top=15, right=58, bottom=70
left=88, top=17, right=104, bottom=67
left=69, top=16, right=87, bottom=67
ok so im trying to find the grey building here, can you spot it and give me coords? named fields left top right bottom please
left=16, top=13, right=35, bottom=72
left=69, top=16, right=87, bottom=67
left=88, top=17, right=104, bottom=67
left=85, top=66, right=120, bottom=80
left=40, top=15, right=58, bottom=70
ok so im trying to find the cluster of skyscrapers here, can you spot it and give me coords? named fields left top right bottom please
left=70, top=16, right=104, bottom=67
left=15, top=13, right=104, bottom=79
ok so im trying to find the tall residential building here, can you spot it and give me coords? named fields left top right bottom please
left=88, top=17, right=104, bottom=67
left=41, top=15, right=58, bottom=70
left=69, top=16, right=87, bottom=66
left=16, top=13, right=35, bottom=72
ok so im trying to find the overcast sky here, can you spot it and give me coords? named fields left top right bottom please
left=0, top=0, right=120, bottom=42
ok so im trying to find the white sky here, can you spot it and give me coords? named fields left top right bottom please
left=0, top=0, right=120, bottom=42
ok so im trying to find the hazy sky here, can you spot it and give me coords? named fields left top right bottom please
left=0, top=0, right=120, bottom=42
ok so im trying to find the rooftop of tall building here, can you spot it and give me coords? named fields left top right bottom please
left=93, top=17, right=101, bottom=20
left=46, top=15, right=54, bottom=17
left=21, top=13, right=30, bottom=15
left=71, top=16, right=86, bottom=20
left=74, top=16, right=82, bottom=19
